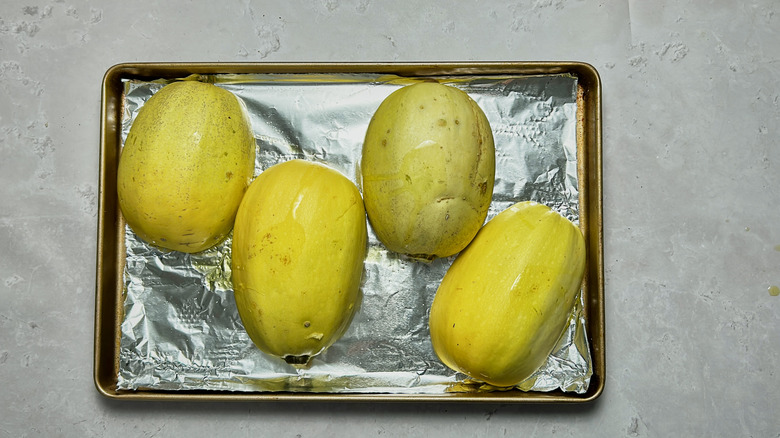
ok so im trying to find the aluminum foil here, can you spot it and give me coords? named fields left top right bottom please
left=116, top=72, right=592, bottom=394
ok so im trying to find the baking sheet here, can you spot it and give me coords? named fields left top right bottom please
left=94, top=62, right=604, bottom=402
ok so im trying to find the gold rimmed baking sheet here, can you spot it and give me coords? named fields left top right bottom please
left=95, top=62, right=603, bottom=402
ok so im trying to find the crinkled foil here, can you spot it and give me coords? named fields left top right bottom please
left=116, top=73, right=592, bottom=394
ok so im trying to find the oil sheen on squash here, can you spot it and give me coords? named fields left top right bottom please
left=429, top=201, right=586, bottom=387
left=231, top=159, right=368, bottom=367
left=117, top=80, right=256, bottom=253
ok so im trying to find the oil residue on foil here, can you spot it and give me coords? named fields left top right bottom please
left=116, top=73, right=591, bottom=394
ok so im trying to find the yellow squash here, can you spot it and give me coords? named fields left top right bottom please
left=361, top=82, right=495, bottom=259
left=117, top=80, right=256, bottom=253
left=231, top=159, right=367, bottom=366
left=429, top=201, right=586, bottom=387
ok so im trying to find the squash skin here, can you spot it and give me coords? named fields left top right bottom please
left=428, top=201, right=586, bottom=387
left=117, top=80, right=256, bottom=253
left=360, top=82, right=495, bottom=259
left=231, top=159, right=367, bottom=366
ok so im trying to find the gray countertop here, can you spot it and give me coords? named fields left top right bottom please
left=1, top=1, right=778, bottom=436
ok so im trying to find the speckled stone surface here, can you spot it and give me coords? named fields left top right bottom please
left=1, top=1, right=778, bottom=436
